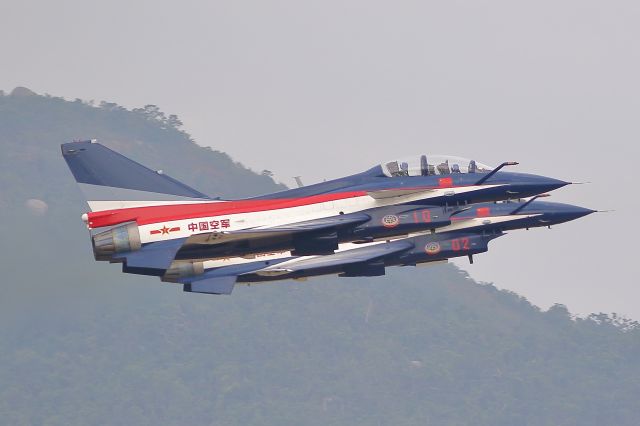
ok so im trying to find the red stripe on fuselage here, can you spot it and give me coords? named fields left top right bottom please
left=86, top=191, right=369, bottom=228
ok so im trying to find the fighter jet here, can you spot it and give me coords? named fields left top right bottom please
left=159, top=199, right=594, bottom=295
left=62, top=140, right=569, bottom=277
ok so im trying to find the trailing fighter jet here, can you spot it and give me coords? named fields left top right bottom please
left=62, top=140, right=569, bottom=278
left=161, top=199, right=594, bottom=295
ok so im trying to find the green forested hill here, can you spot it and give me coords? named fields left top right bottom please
left=1, top=88, right=639, bottom=426
left=0, top=87, right=284, bottom=207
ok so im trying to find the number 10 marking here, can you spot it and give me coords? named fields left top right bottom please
left=413, top=210, right=432, bottom=223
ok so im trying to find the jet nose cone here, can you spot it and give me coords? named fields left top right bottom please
left=546, top=204, right=595, bottom=225
left=541, top=177, right=571, bottom=192
left=511, top=174, right=572, bottom=198
left=565, top=206, right=596, bottom=220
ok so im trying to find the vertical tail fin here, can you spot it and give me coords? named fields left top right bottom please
left=61, top=140, right=212, bottom=211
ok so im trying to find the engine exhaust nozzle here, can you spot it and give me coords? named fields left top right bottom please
left=92, top=222, right=141, bottom=261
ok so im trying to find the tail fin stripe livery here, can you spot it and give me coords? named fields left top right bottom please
left=84, top=191, right=370, bottom=229
left=62, top=141, right=211, bottom=211
left=79, top=185, right=215, bottom=211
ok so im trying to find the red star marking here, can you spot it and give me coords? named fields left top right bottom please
left=160, top=225, right=170, bottom=235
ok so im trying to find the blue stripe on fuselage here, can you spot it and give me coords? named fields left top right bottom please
left=250, top=168, right=566, bottom=206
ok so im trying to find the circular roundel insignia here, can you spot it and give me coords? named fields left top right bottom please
left=381, top=214, right=400, bottom=228
left=425, top=242, right=441, bottom=255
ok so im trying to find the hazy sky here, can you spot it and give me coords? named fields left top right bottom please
left=2, top=0, right=638, bottom=317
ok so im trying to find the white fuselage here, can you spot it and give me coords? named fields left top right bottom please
left=177, top=212, right=540, bottom=279
left=138, top=184, right=506, bottom=244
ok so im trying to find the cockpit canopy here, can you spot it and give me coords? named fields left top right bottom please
left=380, top=155, right=493, bottom=177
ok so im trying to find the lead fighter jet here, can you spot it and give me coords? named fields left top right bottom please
left=162, top=198, right=595, bottom=294
left=62, top=140, right=571, bottom=289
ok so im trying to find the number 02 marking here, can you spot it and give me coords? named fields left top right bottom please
left=451, top=237, right=470, bottom=251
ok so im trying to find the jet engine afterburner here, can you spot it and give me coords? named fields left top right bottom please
left=92, top=222, right=141, bottom=261
left=162, top=261, right=205, bottom=283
